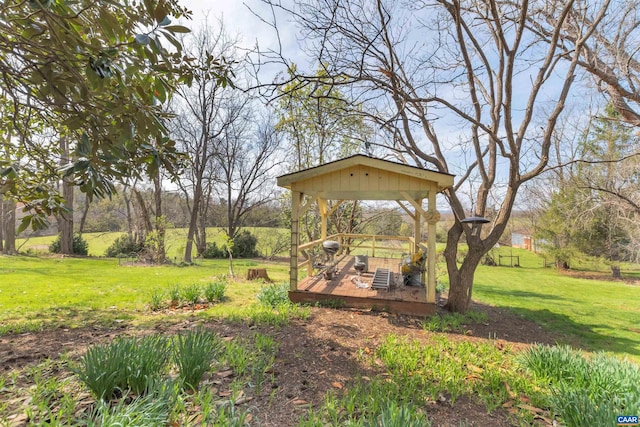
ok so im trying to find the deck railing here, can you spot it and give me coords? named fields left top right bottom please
left=298, top=233, right=420, bottom=277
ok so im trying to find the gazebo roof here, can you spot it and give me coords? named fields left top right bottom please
left=277, top=155, right=454, bottom=200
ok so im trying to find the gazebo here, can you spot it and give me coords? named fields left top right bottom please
left=277, top=155, right=454, bottom=316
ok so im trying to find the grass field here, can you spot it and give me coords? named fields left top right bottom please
left=0, top=255, right=290, bottom=333
left=2, top=245, right=640, bottom=362
left=1, top=249, right=639, bottom=425
left=473, top=247, right=640, bottom=361
left=16, top=227, right=290, bottom=259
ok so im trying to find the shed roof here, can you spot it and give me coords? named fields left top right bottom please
left=277, top=155, right=454, bottom=200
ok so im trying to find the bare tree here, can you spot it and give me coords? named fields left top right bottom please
left=214, top=113, right=283, bottom=240
left=532, top=0, right=640, bottom=127
left=171, top=19, right=242, bottom=263
left=262, top=0, right=610, bottom=312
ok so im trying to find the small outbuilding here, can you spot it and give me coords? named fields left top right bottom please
left=277, top=155, right=454, bottom=316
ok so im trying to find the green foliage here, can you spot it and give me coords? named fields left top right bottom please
left=1, top=0, right=233, bottom=230
left=231, top=230, right=259, bottom=258
left=49, top=233, right=89, bottom=255
left=105, top=234, right=144, bottom=257
left=87, top=381, right=177, bottom=427
left=201, top=241, right=226, bottom=259
left=204, top=279, right=227, bottom=302
left=303, top=334, right=536, bottom=425
left=520, top=345, right=640, bottom=427
left=168, top=284, right=182, bottom=306
left=221, top=332, right=278, bottom=392
left=149, top=289, right=165, bottom=311
left=256, top=282, right=290, bottom=307
left=73, top=335, right=170, bottom=400
left=173, top=329, right=222, bottom=390
left=201, top=231, right=258, bottom=259
left=181, top=283, right=202, bottom=305
left=423, top=311, right=488, bottom=334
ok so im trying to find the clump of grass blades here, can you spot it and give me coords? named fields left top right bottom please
left=236, top=303, right=311, bottom=327
left=169, top=285, right=182, bottom=306
left=520, top=345, right=640, bottom=427
left=149, top=289, right=165, bottom=311
left=300, top=379, right=431, bottom=426
left=204, top=280, right=226, bottom=302
left=256, top=282, right=289, bottom=307
left=173, top=328, right=222, bottom=390
left=423, top=311, right=488, bottom=333
left=74, top=335, right=170, bottom=400
left=87, top=379, right=177, bottom=427
left=182, top=283, right=202, bottom=305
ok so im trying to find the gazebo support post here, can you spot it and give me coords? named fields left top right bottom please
left=413, top=198, right=422, bottom=254
left=426, top=190, right=440, bottom=304
left=318, top=198, right=328, bottom=240
left=290, top=191, right=302, bottom=291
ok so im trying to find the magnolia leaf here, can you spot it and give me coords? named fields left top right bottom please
left=163, top=25, right=190, bottom=33
left=17, top=216, right=33, bottom=234
left=135, top=34, right=151, bottom=45
left=76, top=133, right=91, bottom=157
left=154, top=4, right=168, bottom=23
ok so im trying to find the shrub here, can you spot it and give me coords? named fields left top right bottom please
left=200, top=242, right=225, bottom=259
left=105, top=234, right=144, bottom=257
left=231, top=230, right=258, bottom=258
left=200, top=231, right=259, bottom=259
left=256, top=282, right=290, bottom=307
left=173, top=329, right=222, bottom=391
left=49, top=233, right=88, bottom=255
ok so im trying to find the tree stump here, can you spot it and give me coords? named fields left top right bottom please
left=247, top=268, right=270, bottom=281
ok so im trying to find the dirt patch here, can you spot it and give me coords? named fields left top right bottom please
left=560, top=269, right=640, bottom=285
left=0, top=303, right=558, bottom=426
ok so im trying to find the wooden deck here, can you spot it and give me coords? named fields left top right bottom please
left=289, top=256, right=436, bottom=316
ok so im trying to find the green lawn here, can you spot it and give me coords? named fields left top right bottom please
left=472, top=247, right=640, bottom=361
left=0, top=255, right=289, bottom=333
left=16, top=227, right=290, bottom=258
left=3, top=245, right=640, bottom=362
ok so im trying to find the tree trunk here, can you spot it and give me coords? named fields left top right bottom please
left=183, top=180, right=203, bottom=264
left=123, top=187, right=134, bottom=236
left=2, top=199, right=16, bottom=254
left=611, top=265, right=621, bottom=278
left=78, top=195, right=90, bottom=235
left=133, top=189, right=153, bottom=234
left=247, top=268, right=270, bottom=281
left=442, top=223, right=485, bottom=313
left=58, top=136, right=74, bottom=254
left=153, top=168, right=165, bottom=263
left=0, top=196, right=4, bottom=253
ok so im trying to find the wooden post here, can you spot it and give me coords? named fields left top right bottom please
left=426, top=190, right=439, bottom=304
left=318, top=198, right=328, bottom=240
left=413, top=198, right=422, bottom=254
left=290, top=191, right=302, bottom=291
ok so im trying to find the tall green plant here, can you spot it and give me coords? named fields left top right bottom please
left=520, top=345, right=640, bottom=427
left=74, top=335, right=169, bottom=400
left=173, top=329, right=222, bottom=390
